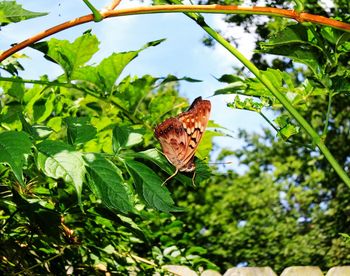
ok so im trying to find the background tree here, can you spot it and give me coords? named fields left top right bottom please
left=157, top=0, right=350, bottom=273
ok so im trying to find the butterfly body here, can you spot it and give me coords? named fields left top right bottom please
left=154, top=97, right=211, bottom=175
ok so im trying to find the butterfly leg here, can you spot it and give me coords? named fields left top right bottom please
left=191, top=171, right=196, bottom=187
left=162, top=169, right=179, bottom=186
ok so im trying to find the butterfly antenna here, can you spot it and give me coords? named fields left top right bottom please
left=162, top=169, right=179, bottom=186
left=208, top=161, right=233, bottom=165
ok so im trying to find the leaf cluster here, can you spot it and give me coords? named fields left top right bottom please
left=216, top=22, right=350, bottom=142
left=0, top=28, right=215, bottom=273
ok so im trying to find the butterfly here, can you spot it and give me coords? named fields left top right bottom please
left=154, top=96, right=211, bottom=184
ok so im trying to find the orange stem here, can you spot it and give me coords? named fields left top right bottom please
left=104, top=0, right=122, bottom=10
left=1, top=4, right=350, bottom=62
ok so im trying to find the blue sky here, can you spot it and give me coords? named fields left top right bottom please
left=1, top=0, right=272, bottom=168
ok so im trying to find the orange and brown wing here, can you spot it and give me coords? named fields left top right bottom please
left=154, top=97, right=211, bottom=173
left=177, top=97, right=211, bottom=171
left=154, top=117, right=189, bottom=171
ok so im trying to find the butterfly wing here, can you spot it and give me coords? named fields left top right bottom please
left=154, top=97, right=211, bottom=173
left=154, top=117, right=190, bottom=171
left=177, top=97, right=211, bottom=171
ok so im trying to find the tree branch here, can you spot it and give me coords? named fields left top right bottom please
left=103, top=0, right=122, bottom=11
left=1, top=5, right=350, bottom=62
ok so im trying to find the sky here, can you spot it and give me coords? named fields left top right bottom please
left=0, top=0, right=273, bottom=169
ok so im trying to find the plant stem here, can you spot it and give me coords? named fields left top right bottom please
left=259, top=112, right=279, bottom=133
left=1, top=5, right=350, bottom=62
left=323, top=91, right=333, bottom=138
left=82, top=0, right=103, bottom=22
left=195, top=18, right=350, bottom=187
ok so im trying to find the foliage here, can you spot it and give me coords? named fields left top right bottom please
left=200, top=0, right=350, bottom=71
left=0, top=1, right=47, bottom=26
left=215, top=22, right=350, bottom=142
left=1, top=0, right=350, bottom=275
left=165, top=2, right=350, bottom=274
left=171, top=126, right=350, bottom=274
left=0, top=13, right=214, bottom=273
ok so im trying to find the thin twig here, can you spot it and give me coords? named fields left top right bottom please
left=1, top=5, right=350, bottom=62
left=104, top=0, right=122, bottom=11
left=14, top=248, right=66, bottom=275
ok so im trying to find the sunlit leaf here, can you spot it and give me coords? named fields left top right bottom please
left=0, top=131, right=32, bottom=185
left=214, top=81, right=247, bottom=95
left=0, top=1, right=47, bottom=26
left=159, top=74, right=202, bottom=85
left=32, top=32, right=99, bottom=79
left=113, top=75, right=157, bottom=113
left=7, top=78, right=24, bottom=100
left=65, top=117, right=97, bottom=145
left=228, top=96, right=264, bottom=112
left=275, top=115, right=300, bottom=140
left=259, top=24, right=325, bottom=78
left=72, top=39, right=166, bottom=94
left=278, top=124, right=300, bottom=140
left=112, top=125, right=143, bottom=152
left=36, top=140, right=85, bottom=204
left=19, top=114, right=53, bottom=140
left=216, top=74, right=244, bottom=83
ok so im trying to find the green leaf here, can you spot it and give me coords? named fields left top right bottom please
left=64, top=117, right=97, bottom=145
left=96, top=51, right=140, bottom=92
left=214, top=75, right=272, bottom=98
left=274, top=115, right=300, bottom=140
left=278, top=124, right=300, bottom=140
left=147, top=91, right=188, bottom=123
left=0, top=51, right=27, bottom=75
left=262, top=45, right=324, bottom=78
left=214, top=80, right=247, bottom=96
left=112, top=125, right=143, bottom=152
left=19, top=114, right=53, bottom=140
left=36, top=140, right=85, bottom=204
left=335, top=32, right=350, bottom=52
left=274, top=114, right=290, bottom=128
left=142, top=38, right=166, bottom=48
left=0, top=1, right=47, bottom=26
left=0, top=131, right=32, bottom=185
left=216, top=74, right=244, bottom=84
left=113, top=126, right=129, bottom=151
left=12, top=190, right=61, bottom=239
left=262, top=69, right=283, bottom=88
left=84, top=153, right=133, bottom=213
left=228, top=96, right=264, bottom=112
left=159, top=74, right=202, bottom=85
left=131, top=149, right=192, bottom=186
left=126, top=160, right=181, bottom=212
left=113, top=75, right=157, bottom=113
left=72, top=50, right=142, bottom=94
left=7, top=78, right=24, bottom=100
left=260, top=24, right=316, bottom=47
left=72, top=39, right=166, bottom=94
left=197, top=128, right=222, bottom=160
left=0, top=102, right=23, bottom=129
left=33, top=93, right=55, bottom=123
left=259, top=24, right=325, bottom=78
left=32, top=33, right=99, bottom=79
left=193, top=158, right=212, bottom=185
left=186, top=246, right=207, bottom=255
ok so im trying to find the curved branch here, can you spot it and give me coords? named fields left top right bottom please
left=103, top=0, right=122, bottom=11
left=1, top=4, right=350, bottom=62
